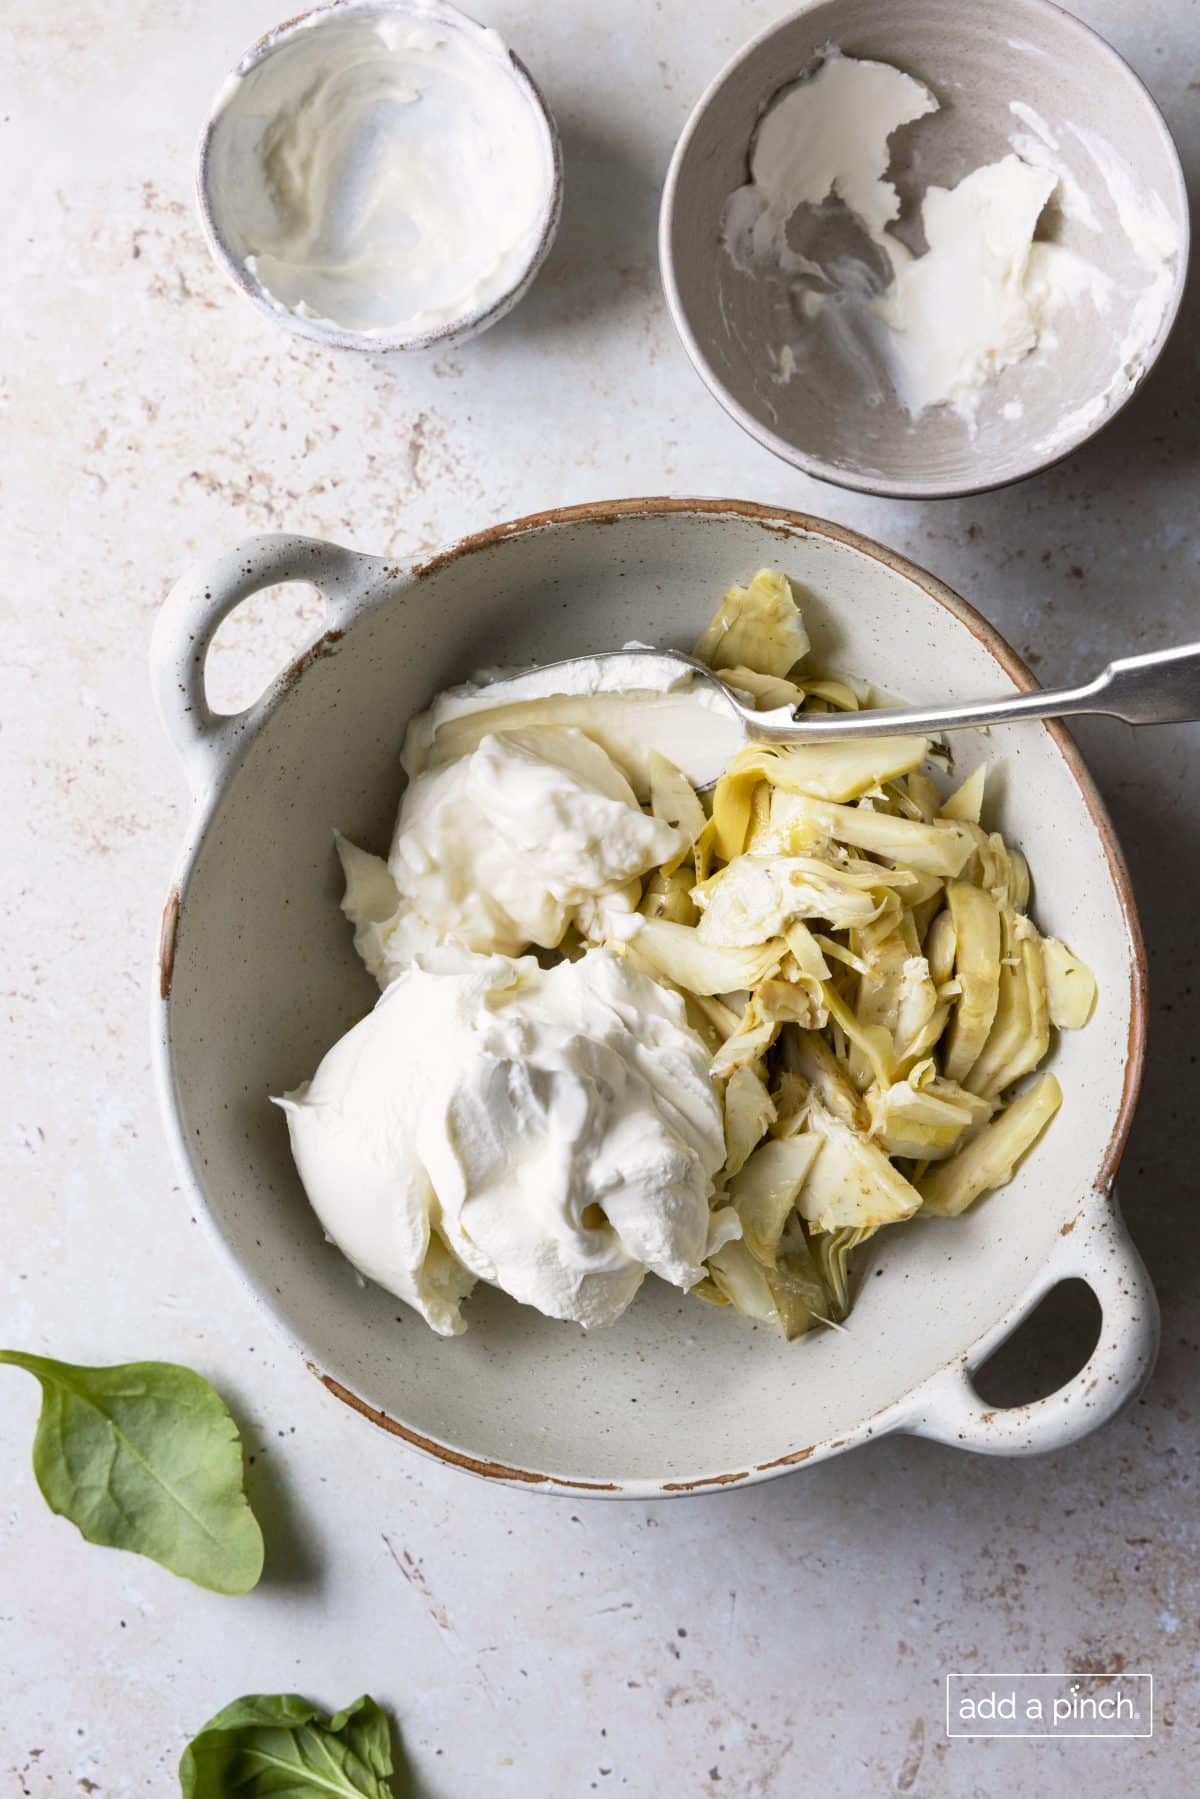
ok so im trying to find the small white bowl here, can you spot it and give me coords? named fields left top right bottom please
left=197, top=0, right=563, bottom=352
left=660, top=0, right=1189, bottom=498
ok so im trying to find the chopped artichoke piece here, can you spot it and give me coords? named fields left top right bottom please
left=941, top=882, right=1002, bottom=1083
left=794, top=1101, right=923, bottom=1232
left=679, top=993, right=730, bottom=1059
left=897, top=1000, right=951, bottom=1075
left=919, top=1073, right=1062, bottom=1216
left=767, top=1240, right=834, bottom=1339
left=693, top=568, right=810, bottom=677
left=923, top=905, right=957, bottom=986
left=706, top=1205, right=744, bottom=1259
left=940, top=763, right=987, bottom=823
left=717, top=665, right=805, bottom=710
left=904, top=771, right=942, bottom=822
left=811, top=1224, right=876, bottom=1321
left=706, top=1223, right=831, bottom=1339
left=755, top=977, right=826, bottom=1029
left=868, top=1070, right=995, bottom=1160
left=769, top=794, right=976, bottom=878
left=798, top=680, right=856, bottom=714
left=803, top=672, right=871, bottom=709
left=630, top=918, right=785, bottom=995
left=729, top=1136, right=822, bottom=1266
left=778, top=1028, right=868, bottom=1131
left=1007, top=848, right=1032, bottom=915
left=770, top=1069, right=812, bottom=1138
left=722, top=1062, right=777, bottom=1178
left=813, top=933, right=868, bottom=975
left=711, top=1001, right=780, bottom=1079
left=881, top=780, right=928, bottom=823
left=705, top=1238, right=780, bottom=1323
left=696, top=853, right=900, bottom=945
left=710, top=737, right=930, bottom=860
left=688, top=990, right=742, bottom=1042
left=960, top=824, right=1023, bottom=906
left=893, top=954, right=941, bottom=1064
left=639, top=863, right=699, bottom=927
left=688, top=1275, right=731, bottom=1308
left=647, top=750, right=707, bottom=855
left=965, top=926, right=1050, bottom=1099
left=1041, top=936, right=1098, bottom=1029
left=850, top=931, right=923, bottom=1083
left=821, top=981, right=896, bottom=1090
left=743, top=779, right=774, bottom=853
left=784, top=918, right=832, bottom=981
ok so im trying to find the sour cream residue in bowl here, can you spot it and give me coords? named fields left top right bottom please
left=720, top=49, right=1181, bottom=442
left=200, top=1, right=561, bottom=346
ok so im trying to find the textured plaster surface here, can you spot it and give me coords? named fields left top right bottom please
left=1, top=1, right=1197, bottom=1793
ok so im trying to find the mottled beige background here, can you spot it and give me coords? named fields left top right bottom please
left=2, top=1, right=1197, bottom=1793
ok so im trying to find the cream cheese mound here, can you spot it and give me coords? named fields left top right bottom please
left=277, top=948, right=730, bottom=1334
left=339, top=725, right=683, bottom=981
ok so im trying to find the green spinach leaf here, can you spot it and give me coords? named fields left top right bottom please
left=0, top=1351, right=263, bottom=1595
left=179, top=1692, right=405, bottom=1796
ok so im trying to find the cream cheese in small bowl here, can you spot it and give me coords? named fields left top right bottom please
left=198, top=0, right=562, bottom=350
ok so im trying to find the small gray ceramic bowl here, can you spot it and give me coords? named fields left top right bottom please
left=660, top=0, right=1189, bottom=498
left=198, top=0, right=563, bottom=353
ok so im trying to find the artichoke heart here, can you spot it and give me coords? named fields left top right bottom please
left=919, top=1074, right=1062, bottom=1217
left=941, top=882, right=1002, bottom=1082
left=693, top=568, right=810, bottom=678
left=721, top=1061, right=777, bottom=1179
left=767, top=794, right=976, bottom=878
left=793, top=1101, right=924, bottom=1232
left=1041, top=935, right=1098, bottom=1029
left=868, top=1068, right=995, bottom=1160
left=728, top=1135, right=822, bottom=1266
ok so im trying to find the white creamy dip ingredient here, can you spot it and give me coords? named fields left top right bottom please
left=721, top=50, right=1177, bottom=429
left=278, top=947, right=731, bottom=1333
left=871, top=154, right=1109, bottom=421
left=393, top=728, right=683, bottom=956
left=210, top=6, right=553, bottom=336
left=337, top=726, right=684, bottom=980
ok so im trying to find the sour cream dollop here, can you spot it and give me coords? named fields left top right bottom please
left=338, top=725, right=683, bottom=981
left=278, top=948, right=730, bottom=1333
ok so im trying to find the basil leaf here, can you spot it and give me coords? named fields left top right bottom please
left=179, top=1693, right=406, bottom=1797
left=0, top=1351, right=264, bottom=1595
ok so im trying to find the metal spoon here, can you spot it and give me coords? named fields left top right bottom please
left=423, top=642, right=1200, bottom=793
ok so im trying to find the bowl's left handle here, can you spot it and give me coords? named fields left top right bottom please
left=901, top=1194, right=1158, bottom=1456
left=151, top=533, right=390, bottom=801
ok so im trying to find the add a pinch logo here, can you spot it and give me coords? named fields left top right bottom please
left=946, top=1671, right=1153, bottom=1738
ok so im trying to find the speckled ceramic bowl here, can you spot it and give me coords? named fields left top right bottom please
left=660, top=0, right=1188, bottom=498
left=150, top=500, right=1153, bottom=1496
left=197, top=0, right=563, bottom=352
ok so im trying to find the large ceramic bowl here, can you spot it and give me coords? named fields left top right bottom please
left=150, top=500, right=1153, bottom=1496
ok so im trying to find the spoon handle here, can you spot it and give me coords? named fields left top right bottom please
left=750, top=642, right=1200, bottom=742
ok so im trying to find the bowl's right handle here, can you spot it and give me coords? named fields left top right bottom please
left=151, top=533, right=391, bottom=801
left=903, top=1194, right=1158, bottom=1456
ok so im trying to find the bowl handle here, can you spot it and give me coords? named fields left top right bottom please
left=902, top=1194, right=1158, bottom=1456
left=151, top=533, right=390, bottom=800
